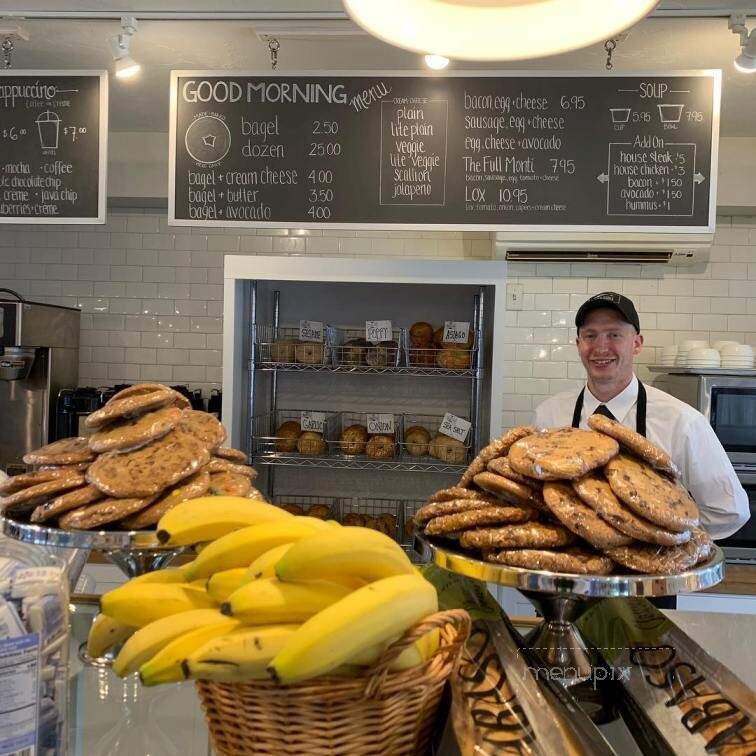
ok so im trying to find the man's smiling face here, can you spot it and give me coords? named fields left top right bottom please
left=576, top=307, right=643, bottom=390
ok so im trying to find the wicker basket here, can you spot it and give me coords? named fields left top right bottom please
left=195, top=609, right=470, bottom=756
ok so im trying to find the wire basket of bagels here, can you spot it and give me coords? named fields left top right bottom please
left=0, top=383, right=261, bottom=531
left=415, top=417, right=712, bottom=576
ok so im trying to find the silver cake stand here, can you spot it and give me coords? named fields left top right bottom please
left=416, top=534, right=725, bottom=686
left=0, top=515, right=185, bottom=578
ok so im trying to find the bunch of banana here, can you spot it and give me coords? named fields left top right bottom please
left=89, top=496, right=439, bottom=687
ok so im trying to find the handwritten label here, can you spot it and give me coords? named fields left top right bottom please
left=365, top=319, right=392, bottom=344
left=367, top=413, right=395, bottom=435
left=439, top=413, right=471, bottom=443
left=443, top=321, right=471, bottom=344
left=300, top=411, right=325, bottom=433
left=298, top=319, right=324, bottom=343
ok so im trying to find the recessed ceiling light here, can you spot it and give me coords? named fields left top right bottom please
left=424, top=54, right=449, bottom=70
left=344, top=0, right=658, bottom=61
left=109, top=15, right=140, bottom=79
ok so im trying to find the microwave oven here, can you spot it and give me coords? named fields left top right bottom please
left=652, top=372, right=756, bottom=562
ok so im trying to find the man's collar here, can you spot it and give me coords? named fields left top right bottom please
left=584, top=375, right=639, bottom=423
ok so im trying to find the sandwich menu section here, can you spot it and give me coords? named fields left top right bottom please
left=169, top=71, right=719, bottom=231
left=0, top=71, right=108, bottom=223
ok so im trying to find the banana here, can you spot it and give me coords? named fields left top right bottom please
left=186, top=518, right=329, bottom=580
left=121, top=564, right=193, bottom=586
left=246, top=542, right=293, bottom=580
left=184, top=624, right=299, bottom=683
left=86, top=614, right=135, bottom=658
left=139, top=621, right=241, bottom=686
left=206, top=568, right=251, bottom=602
left=268, top=573, right=438, bottom=684
left=348, top=627, right=441, bottom=671
left=100, top=583, right=216, bottom=627
left=113, top=609, right=234, bottom=677
left=222, top=577, right=352, bottom=625
left=156, top=496, right=292, bottom=547
left=275, top=527, right=414, bottom=584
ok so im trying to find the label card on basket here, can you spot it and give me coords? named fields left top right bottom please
left=299, top=320, right=324, bottom=343
left=439, top=413, right=471, bottom=443
left=300, top=411, right=325, bottom=433
left=365, top=320, right=392, bottom=344
left=443, top=321, right=470, bottom=344
left=367, top=413, right=395, bottom=435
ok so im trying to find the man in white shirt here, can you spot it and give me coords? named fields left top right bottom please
left=534, top=291, right=749, bottom=542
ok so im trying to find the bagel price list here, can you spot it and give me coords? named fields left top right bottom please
left=169, top=72, right=717, bottom=230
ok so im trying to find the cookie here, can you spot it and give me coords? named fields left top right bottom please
left=485, top=457, right=542, bottom=489
left=207, top=471, right=252, bottom=497
left=214, top=447, right=247, bottom=463
left=460, top=522, right=576, bottom=550
left=85, top=389, right=178, bottom=430
left=204, top=458, right=257, bottom=479
left=86, top=428, right=210, bottom=498
left=0, top=468, right=80, bottom=495
left=178, top=409, right=227, bottom=451
left=425, top=504, right=537, bottom=536
left=542, top=481, right=632, bottom=549
left=604, top=453, right=699, bottom=533
left=458, top=426, right=535, bottom=487
left=605, top=542, right=699, bottom=575
left=58, top=496, right=157, bottom=531
left=88, top=406, right=183, bottom=453
left=587, top=414, right=680, bottom=478
left=508, top=427, right=619, bottom=480
left=30, top=484, right=105, bottom=524
left=687, top=526, right=714, bottom=566
left=472, top=472, right=547, bottom=511
left=415, top=496, right=501, bottom=525
left=248, top=487, right=267, bottom=502
left=120, top=470, right=211, bottom=529
left=426, top=487, right=486, bottom=504
left=22, top=438, right=95, bottom=466
left=485, top=547, right=615, bottom=575
left=572, top=473, right=690, bottom=546
left=39, top=462, right=91, bottom=473
left=1, top=474, right=86, bottom=516
left=111, top=383, right=191, bottom=409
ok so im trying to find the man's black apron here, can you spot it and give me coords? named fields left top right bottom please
left=572, top=383, right=676, bottom=609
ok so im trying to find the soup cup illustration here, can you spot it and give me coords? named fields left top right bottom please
left=36, top=111, right=61, bottom=150
left=658, top=104, right=684, bottom=124
left=610, top=107, right=631, bottom=124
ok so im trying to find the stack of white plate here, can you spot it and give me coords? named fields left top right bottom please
left=685, top=347, right=721, bottom=369
left=720, top=344, right=755, bottom=369
left=713, top=340, right=740, bottom=352
left=676, top=340, right=709, bottom=366
left=660, top=345, right=678, bottom=366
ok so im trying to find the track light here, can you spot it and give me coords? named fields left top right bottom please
left=109, top=15, right=140, bottom=79
left=344, top=0, right=658, bottom=61
left=424, top=54, right=449, bottom=70
left=730, top=14, right=756, bottom=73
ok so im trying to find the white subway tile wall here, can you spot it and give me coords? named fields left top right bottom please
left=0, top=212, right=754, bottom=434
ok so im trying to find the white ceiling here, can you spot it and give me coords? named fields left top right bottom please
left=0, top=3, right=753, bottom=135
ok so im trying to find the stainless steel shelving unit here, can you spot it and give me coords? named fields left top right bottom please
left=255, top=452, right=466, bottom=474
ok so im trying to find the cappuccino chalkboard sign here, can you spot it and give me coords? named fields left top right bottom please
left=169, top=71, right=719, bottom=232
left=0, top=71, right=107, bottom=224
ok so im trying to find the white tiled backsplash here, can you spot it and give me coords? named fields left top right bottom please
left=0, top=211, right=754, bottom=433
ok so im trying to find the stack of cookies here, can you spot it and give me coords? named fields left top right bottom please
left=414, top=418, right=713, bottom=576
left=0, top=383, right=261, bottom=531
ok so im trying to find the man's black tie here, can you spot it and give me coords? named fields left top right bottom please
left=592, top=404, right=617, bottom=421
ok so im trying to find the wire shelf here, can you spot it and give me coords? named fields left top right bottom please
left=342, top=497, right=403, bottom=541
left=253, top=453, right=466, bottom=474
left=255, top=361, right=477, bottom=378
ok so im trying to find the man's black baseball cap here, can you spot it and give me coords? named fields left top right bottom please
left=575, top=292, right=640, bottom=333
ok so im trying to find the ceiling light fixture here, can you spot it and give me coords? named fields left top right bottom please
left=424, top=54, right=449, bottom=70
left=109, top=15, right=140, bottom=79
left=729, top=14, right=756, bottom=74
left=343, top=0, right=659, bottom=61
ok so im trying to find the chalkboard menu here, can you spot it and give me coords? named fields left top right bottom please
left=169, top=71, right=719, bottom=232
left=0, top=71, right=107, bottom=224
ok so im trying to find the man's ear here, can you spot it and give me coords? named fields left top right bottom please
left=633, top=332, right=644, bottom=356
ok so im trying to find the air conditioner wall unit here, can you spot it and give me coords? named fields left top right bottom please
left=494, top=230, right=712, bottom=266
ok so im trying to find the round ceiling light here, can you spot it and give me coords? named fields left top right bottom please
left=344, top=0, right=659, bottom=61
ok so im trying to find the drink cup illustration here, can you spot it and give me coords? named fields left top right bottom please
left=658, top=104, right=684, bottom=124
left=36, top=111, right=61, bottom=150
left=610, top=107, right=631, bottom=124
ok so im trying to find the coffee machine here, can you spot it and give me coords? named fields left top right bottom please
left=0, top=289, right=80, bottom=473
